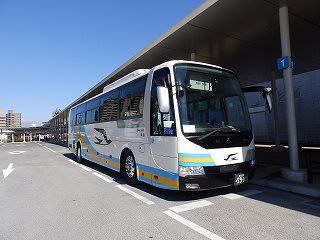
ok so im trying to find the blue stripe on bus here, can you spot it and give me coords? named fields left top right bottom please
left=138, top=175, right=178, bottom=190
left=89, top=157, right=119, bottom=172
left=178, top=162, right=216, bottom=167
left=245, top=149, right=255, bottom=161
left=178, top=153, right=212, bottom=158
left=136, top=164, right=179, bottom=181
left=73, top=125, right=179, bottom=189
left=178, top=152, right=215, bottom=166
left=78, top=125, right=120, bottom=164
left=117, top=118, right=144, bottom=128
left=138, top=175, right=152, bottom=185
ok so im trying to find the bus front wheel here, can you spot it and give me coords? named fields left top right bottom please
left=123, top=151, right=138, bottom=185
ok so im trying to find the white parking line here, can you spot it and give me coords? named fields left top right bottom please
left=169, top=200, right=213, bottom=213
left=163, top=210, right=225, bottom=240
left=116, top=185, right=155, bottom=205
left=67, top=159, right=79, bottom=165
left=92, top=172, right=114, bottom=183
left=222, top=189, right=262, bottom=200
left=8, top=151, right=26, bottom=155
left=43, top=145, right=56, bottom=153
left=79, top=165, right=92, bottom=172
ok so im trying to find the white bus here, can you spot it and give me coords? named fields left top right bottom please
left=68, top=60, right=271, bottom=191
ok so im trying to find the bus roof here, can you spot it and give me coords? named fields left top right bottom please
left=103, top=69, right=149, bottom=93
left=70, top=60, right=235, bottom=111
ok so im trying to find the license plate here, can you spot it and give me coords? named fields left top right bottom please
left=234, top=173, right=248, bottom=186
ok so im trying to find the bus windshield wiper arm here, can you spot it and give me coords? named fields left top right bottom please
left=198, top=126, right=240, bottom=141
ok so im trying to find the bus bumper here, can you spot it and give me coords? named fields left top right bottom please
left=179, top=162, right=255, bottom=191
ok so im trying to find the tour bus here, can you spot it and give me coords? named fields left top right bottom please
left=68, top=60, right=271, bottom=191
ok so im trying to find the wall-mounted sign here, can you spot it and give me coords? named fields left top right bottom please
left=277, top=56, right=290, bottom=70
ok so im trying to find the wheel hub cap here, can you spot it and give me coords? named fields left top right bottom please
left=125, top=156, right=135, bottom=178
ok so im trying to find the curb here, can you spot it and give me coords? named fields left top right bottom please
left=250, top=177, right=320, bottom=198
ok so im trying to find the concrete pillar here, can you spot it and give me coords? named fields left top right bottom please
left=190, top=52, right=196, bottom=61
left=23, top=133, right=26, bottom=142
left=271, top=71, right=281, bottom=149
left=66, top=110, right=69, bottom=142
left=12, top=133, right=14, bottom=143
left=278, top=3, right=304, bottom=182
left=30, top=133, right=32, bottom=142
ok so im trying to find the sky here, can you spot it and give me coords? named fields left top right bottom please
left=0, top=0, right=205, bottom=127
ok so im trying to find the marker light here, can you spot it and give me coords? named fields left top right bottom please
left=185, top=183, right=200, bottom=189
left=251, top=158, right=256, bottom=166
left=179, top=166, right=205, bottom=177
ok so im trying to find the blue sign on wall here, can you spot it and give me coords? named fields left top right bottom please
left=277, top=56, right=290, bottom=70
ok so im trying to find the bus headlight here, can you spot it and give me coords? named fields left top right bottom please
left=179, top=166, right=205, bottom=177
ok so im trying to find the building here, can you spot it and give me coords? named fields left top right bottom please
left=6, top=110, right=21, bottom=128
left=0, top=108, right=6, bottom=128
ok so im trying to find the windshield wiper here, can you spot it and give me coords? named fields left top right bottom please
left=198, top=126, right=240, bottom=141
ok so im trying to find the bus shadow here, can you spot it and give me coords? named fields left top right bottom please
left=62, top=153, right=320, bottom=218
left=62, top=153, right=245, bottom=201
left=62, top=153, right=126, bottom=185
left=63, top=153, right=77, bottom=161
left=133, top=183, right=244, bottom=202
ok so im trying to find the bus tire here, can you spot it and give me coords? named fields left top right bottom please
left=76, top=144, right=84, bottom=163
left=123, top=151, right=138, bottom=185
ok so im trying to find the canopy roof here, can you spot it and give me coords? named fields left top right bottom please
left=52, top=0, right=320, bottom=119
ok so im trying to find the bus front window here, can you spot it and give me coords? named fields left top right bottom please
left=174, top=64, right=252, bottom=149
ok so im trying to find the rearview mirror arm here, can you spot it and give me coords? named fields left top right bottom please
left=242, top=86, right=273, bottom=112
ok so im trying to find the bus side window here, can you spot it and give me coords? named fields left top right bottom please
left=120, top=98, right=131, bottom=118
left=76, top=113, right=83, bottom=125
left=99, top=90, right=120, bottom=122
left=150, top=68, right=176, bottom=136
left=93, top=108, right=99, bottom=122
left=85, top=110, right=92, bottom=123
left=119, top=75, right=146, bottom=119
left=69, top=109, right=76, bottom=126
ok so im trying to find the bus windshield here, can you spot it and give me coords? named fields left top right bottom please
left=174, top=63, right=252, bottom=142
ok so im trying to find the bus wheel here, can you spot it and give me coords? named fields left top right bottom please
left=76, top=144, right=84, bottom=163
left=123, top=151, right=138, bottom=185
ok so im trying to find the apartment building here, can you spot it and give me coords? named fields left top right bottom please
left=0, top=108, right=6, bottom=128
left=6, top=110, right=21, bottom=128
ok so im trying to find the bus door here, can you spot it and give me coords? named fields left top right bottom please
left=149, top=68, right=178, bottom=187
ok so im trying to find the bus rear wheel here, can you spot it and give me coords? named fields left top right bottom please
left=123, top=151, right=138, bottom=185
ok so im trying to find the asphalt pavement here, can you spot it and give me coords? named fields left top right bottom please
left=1, top=142, right=319, bottom=240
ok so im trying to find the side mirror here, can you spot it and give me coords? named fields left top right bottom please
left=262, top=87, right=272, bottom=112
left=242, top=86, right=272, bottom=112
left=157, top=86, right=170, bottom=113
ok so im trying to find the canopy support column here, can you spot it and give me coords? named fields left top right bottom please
left=279, top=3, right=304, bottom=182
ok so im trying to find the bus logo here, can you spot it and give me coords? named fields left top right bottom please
left=94, top=128, right=112, bottom=145
left=224, top=153, right=238, bottom=161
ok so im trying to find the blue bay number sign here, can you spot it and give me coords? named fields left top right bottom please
left=277, top=56, right=289, bottom=70
left=277, top=56, right=294, bottom=70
